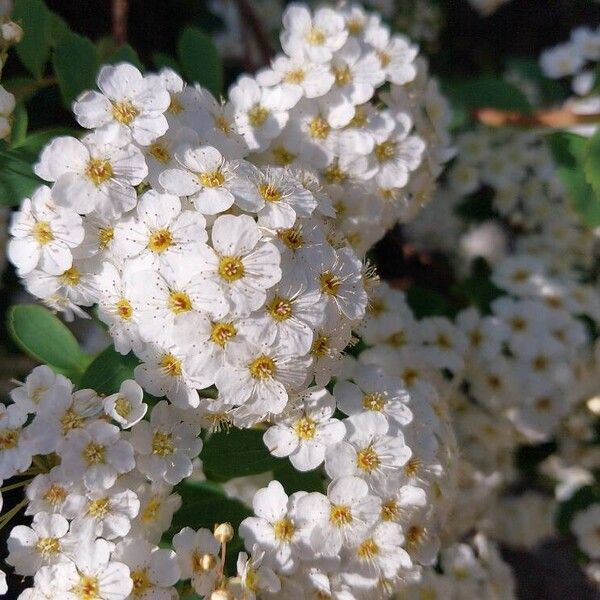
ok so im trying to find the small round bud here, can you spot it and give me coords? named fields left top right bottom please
left=214, top=522, right=234, bottom=544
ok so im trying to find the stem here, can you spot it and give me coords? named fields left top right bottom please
left=112, top=0, right=128, bottom=47
left=0, top=479, right=32, bottom=492
left=474, top=107, right=600, bottom=129
left=0, top=499, right=27, bottom=532
left=233, top=0, right=274, bottom=67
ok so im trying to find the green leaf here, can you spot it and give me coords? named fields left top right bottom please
left=107, top=44, right=143, bottom=71
left=52, top=32, right=99, bottom=108
left=13, top=0, right=53, bottom=79
left=3, top=76, right=53, bottom=103
left=50, top=12, right=71, bottom=46
left=153, top=52, right=180, bottom=72
left=504, top=57, right=566, bottom=103
left=177, top=27, right=223, bottom=97
left=547, top=132, right=600, bottom=227
left=584, top=127, right=600, bottom=198
left=406, top=287, right=448, bottom=318
left=441, top=77, right=531, bottom=127
left=79, top=346, right=140, bottom=395
left=7, top=304, right=87, bottom=374
left=201, top=427, right=282, bottom=480
left=10, top=104, right=28, bottom=147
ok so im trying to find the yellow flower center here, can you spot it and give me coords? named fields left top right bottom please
left=406, top=525, right=426, bottom=547
left=356, top=446, right=380, bottom=472
left=44, top=484, right=67, bottom=506
left=330, top=504, right=353, bottom=527
left=168, top=291, right=193, bottom=314
left=98, top=226, right=114, bottom=249
left=377, top=50, right=391, bottom=67
left=210, top=322, right=237, bottom=347
left=168, top=94, right=184, bottom=114
left=141, top=497, right=161, bottom=523
left=152, top=431, right=175, bottom=457
left=387, top=331, right=407, bottom=347
left=362, top=392, right=386, bottom=411
left=147, top=228, right=173, bottom=253
left=381, top=499, right=399, bottom=521
left=403, top=368, right=418, bottom=386
left=266, top=296, right=293, bottom=321
left=284, top=68, right=306, bottom=84
left=131, top=569, right=152, bottom=596
left=0, top=428, right=19, bottom=449
left=248, top=105, right=269, bottom=127
left=218, top=256, right=245, bottom=282
left=375, top=140, right=397, bottom=162
left=192, top=551, right=217, bottom=573
left=272, top=145, right=297, bottom=166
left=85, top=158, right=113, bottom=185
left=33, top=221, right=54, bottom=245
left=259, top=182, right=283, bottom=202
left=323, top=163, right=347, bottom=184
left=357, top=538, right=379, bottom=559
left=333, top=65, right=353, bottom=86
left=214, top=114, right=232, bottom=134
left=249, top=355, right=276, bottom=380
left=273, top=517, right=296, bottom=541
left=293, top=416, right=316, bottom=440
left=311, top=334, right=330, bottom=358
left=404, top=456, right=421, bottom=478
left=435, top=333, right=452, bottom=349
left=87, top=497, right=110, bottom=518
left=532, top=355, right=549, bottom=371
left=309, top=116, right=330, bottom=140
left=114, top=396, right=131, bottom=418
left=347, top=18, right=364, bottom=35
left=319, top=271, right=342, bottom=296
left=73, top=575, right=100, bottom=600
left=276, top=225, right=304, bottom=249
left=83, top=441, right=105, bottom=466
left=159, top=353, right=182, bottom=377
left=368, top=297, right=386, bottom=316
left=306, top=27, right=326, bottom=45
left=60, top=266, right=81, bottom=286
left=198, top=170, right=225, bottom=188
left=115, top=298, right=133, bottom=321
left=35, top=536, right=61, bottom=557
left=112, top=99, right=139, bottom=124
left=148, top=143, right=171, bottom=164
left=510, top=317, right=526, bottom=331
left=348, top=105, right=367, bottom=127
left=61, top=408, right=84, bottom=434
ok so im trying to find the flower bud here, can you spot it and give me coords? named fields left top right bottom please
left=214, top=522, right=234, bottom=544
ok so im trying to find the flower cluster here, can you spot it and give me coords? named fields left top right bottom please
left=0, top=1, right=21, bottom=140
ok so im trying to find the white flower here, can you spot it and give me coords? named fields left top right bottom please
left=344, top=521, right=412, bottom=584
left=10, top=364, right=72, bottom=415
left=34, top=131, right=147, bottom=219
left=240, top=480, right=305, bottom=573
left=197, top=214, right=282, bottom=316
left=172, top=527, right=220, bottom=596
left=240, top=274, right=324, bottom=355
left=325, top=412, right=412, bottom=484
left=295, top=475, right=380, bottom=555
left=25, top=467, right=83, bottom=516
left=74, top=63, right=170, bottom=144
left=130, top=401, right=202, bottom=484
left=540, top=43, right=585, bottom=79
left=334, top=363, right=413, bottom=427
left=0, top=84, right=15, bottom=139
left=230, top=75, right=294, bottom=151
left=8, top=185, right=84, bottom=275
left=56, top=537, right=133, bottom=600
left=235, top=546, right=281, bottom=599
left=0, top=403, right=33, bottom=479
left=112, top=190, right=207, bottom=270
left=57, top=419, right=135, bottom=491
left=159, top=145, right=245, bottom=215
left=103, top=379, right=147, bottom=429
left=366, top=28, right=418, bottom=85
left=7, top=512, right=72, bottom=575
left=280, top=3, right=348, bottom=63
left=572, top=505, right=600, bottom=559
left=263, top=387, right=345, bottom=471
left=128, top=480, right=181, bottom=543
left=113, top=538, right=180, bottom=599
left=62, top=486, right=140, bottom=540
left=215, top=341, right=311, bottom=417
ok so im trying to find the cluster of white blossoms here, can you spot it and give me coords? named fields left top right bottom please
left=0, top=0, right=22, bottom=140
left=1, top=2, right=462, bottom=598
